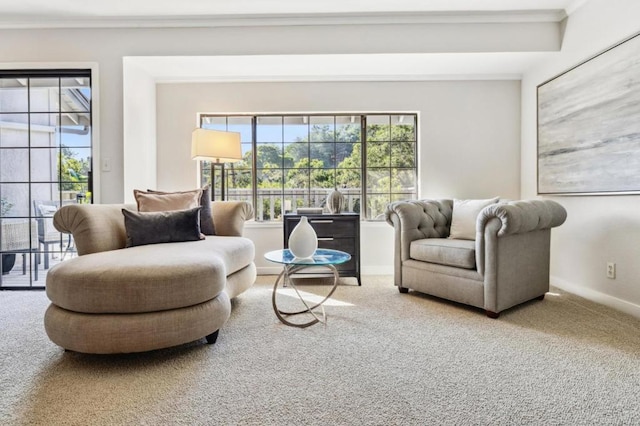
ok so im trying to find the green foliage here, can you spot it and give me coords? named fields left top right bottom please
left=286, top=158, right=333, bottom=189
left=59, top=147, right=90, bottom=192
left=362, top=124, right=417, bottom=218
left=1, top=197, right=13, bottom=215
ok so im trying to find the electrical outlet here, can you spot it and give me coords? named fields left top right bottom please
left=607, top=262, right=616, bottom=279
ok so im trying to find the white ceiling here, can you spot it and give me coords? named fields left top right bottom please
left=0, top=0, right=587, bottom=27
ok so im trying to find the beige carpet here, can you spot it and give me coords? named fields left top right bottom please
left=1, top=275, right=639, bottom=425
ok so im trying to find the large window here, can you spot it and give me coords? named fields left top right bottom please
left=0, top=70, right=92, bottom=289
left=199, top=113, right=417, bottom=221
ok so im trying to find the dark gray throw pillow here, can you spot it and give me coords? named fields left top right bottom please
left=146, top=186, right=215, bottom=236
left=122, top=207, right=204, bottom=247
left=199, top=185, right=215, bottom=236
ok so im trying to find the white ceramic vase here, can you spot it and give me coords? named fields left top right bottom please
left=288, top=216, right=318, bottom=258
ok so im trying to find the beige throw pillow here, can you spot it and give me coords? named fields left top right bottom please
left=449, top=197, right=499, bottom=240
left=134, top=189, right=202, bottom=212
left=146, top=186, right=215, bottom=235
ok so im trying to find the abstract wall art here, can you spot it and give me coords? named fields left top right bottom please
left=537, top=32, right=640, bottom=195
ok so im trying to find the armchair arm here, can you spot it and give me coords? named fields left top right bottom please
left=476, top=199, right=567, bottom=237
left=211, top=201, right=254, bottom=237
left=476, top=200, right=567, bottom=288
left=385, top=199, right=452, bottom=285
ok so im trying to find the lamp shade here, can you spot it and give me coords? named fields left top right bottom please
left=191, top=128, right=242, bottom=163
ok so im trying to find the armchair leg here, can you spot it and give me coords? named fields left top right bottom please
left=398, top=286, right=409, bottom=294
left=537, top=294, right=545, bottom=301
left=486, top=310, right=500, bottom=319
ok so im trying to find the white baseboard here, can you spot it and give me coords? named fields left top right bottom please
left=551, top=276, right=640, bottom=319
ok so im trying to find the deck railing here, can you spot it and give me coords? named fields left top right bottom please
left=226, top=188, right=361, bottom=221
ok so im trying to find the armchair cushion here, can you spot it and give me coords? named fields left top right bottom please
left=449, top=197, right=499, bottom=240
left=410, top=238, right=476, bottom=269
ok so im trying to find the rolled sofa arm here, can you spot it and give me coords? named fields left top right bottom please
left=477, top=199, right=567, bottom=237
left=54, top=204, right=135, bottom=256
left=211, top=201, right=254, bottom=237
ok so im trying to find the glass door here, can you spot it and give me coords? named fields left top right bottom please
left=0, top=70, right=92, bottom=289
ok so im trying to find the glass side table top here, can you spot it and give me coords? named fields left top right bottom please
left=264, top=249, right=351, bottom=266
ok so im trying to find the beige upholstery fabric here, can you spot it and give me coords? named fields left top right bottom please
left=54, top=201, right=255, bottom=255
left=44, top=294, right=231, bottom=354
left=225, top=263, right=257, bottom=300
left=385, top=199, right=567, bottom=316
left=46, top=242, right=230, bottom=313
left=410, top=238, right=476, bottom=269
left=198, top=236, right=256, bottom=275
left=53, top=203, right=134, bottom=255
left=134, top=189, right=202, bottom=212
left=212, top=201, right=254, bottom=236
left=47, top=201, right=256, bottom=353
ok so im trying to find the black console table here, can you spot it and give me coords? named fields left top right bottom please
left=283, top=213, right=361, bottom=285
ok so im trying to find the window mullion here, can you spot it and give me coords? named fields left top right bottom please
left=361, top=115, right=368, bottom=220
left=251, top=116, right=258, bottom=217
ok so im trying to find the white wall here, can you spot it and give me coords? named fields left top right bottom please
left=122, top=60, right=157, bottom=199
left=0, top=19, right=532, bottom=276
left=0, top=21, right=556, bottom=203
left=157, top=80, right=521, bottom=273
left=521, top=0, right=640, bottom=316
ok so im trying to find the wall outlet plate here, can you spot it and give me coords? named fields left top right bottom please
left=607, top=262, right=616, bottom=279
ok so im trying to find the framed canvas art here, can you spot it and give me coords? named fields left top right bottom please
left=537, top=32, right=640, bottom=195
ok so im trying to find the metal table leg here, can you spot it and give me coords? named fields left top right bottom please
left=271, top=264, right=340, bottom=328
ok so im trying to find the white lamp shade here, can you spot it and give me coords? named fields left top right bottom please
left=191, top=128, right=242, bottom=163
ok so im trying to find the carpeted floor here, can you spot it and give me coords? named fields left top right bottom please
left=1, top=275, right=639, bottom=425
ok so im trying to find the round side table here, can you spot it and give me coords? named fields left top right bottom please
left=264, top=249, right=351, bottom=328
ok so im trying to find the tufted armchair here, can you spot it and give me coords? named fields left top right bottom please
left=385, top=199, right=567, bottom=317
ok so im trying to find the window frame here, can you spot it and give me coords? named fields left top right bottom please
left=198, top=112, right=418, bottom=221
left=0, top=68, right=93, bottom=289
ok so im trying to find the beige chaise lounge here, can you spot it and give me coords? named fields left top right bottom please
left=44, top=201, right=256, bottom=354
left=385, top=199, right=567, bottom=317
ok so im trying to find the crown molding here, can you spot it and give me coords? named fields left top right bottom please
left=0, top=10, right=567, bottom=30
